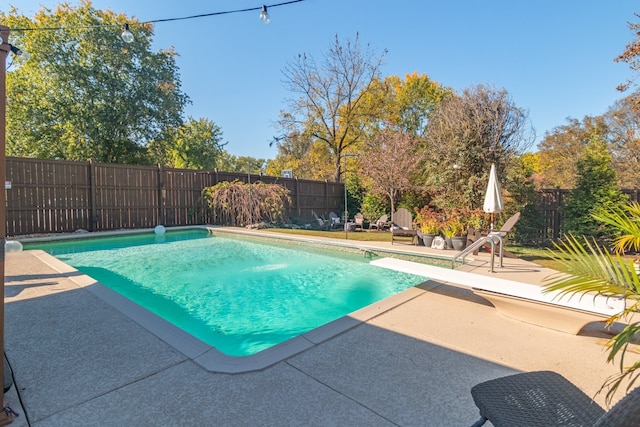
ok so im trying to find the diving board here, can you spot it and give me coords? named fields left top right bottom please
left=370, top=257, right=626, bottom=334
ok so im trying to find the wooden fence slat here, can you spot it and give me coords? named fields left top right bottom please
left=535, top=189, right=640, bottom=240
left=5, top=157, right=344, bottom=236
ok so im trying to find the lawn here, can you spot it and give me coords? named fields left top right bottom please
left=262, top=228, right=567, bottom=272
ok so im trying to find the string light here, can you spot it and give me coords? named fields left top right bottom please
left=259, top=5, right=270, bottom=24
left=8, top=44, right=22, bottom=56
left=1, top=0, right=305, bottom=65
left=5, top=0, right=305, bottom=34
left=120, top=23, right=134, bottom=43
left=7, top=43, right=29, bottom=62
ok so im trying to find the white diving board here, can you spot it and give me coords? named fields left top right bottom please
left=370, top=257, right=626, bottom=334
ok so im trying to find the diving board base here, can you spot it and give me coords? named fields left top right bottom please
left=471, top=289, right=609, bottom=334
left=369, top=257, right=624, bottom=335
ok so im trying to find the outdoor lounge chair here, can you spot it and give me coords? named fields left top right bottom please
left=328, top=211, right=342, bottom=229
left=391, top=208, right=417, bottom=245
left=354, top=213, right=364, bottom=231
left=312, top=211, right=330, bottom=230
left=491, top=211, right=521, bottom=237
left=470, top=370, right=640, bottom=427
left=470, top=211, right=521, bottom=255
left=369, top=214, right=389, bottom=230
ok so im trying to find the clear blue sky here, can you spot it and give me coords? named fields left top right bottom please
left=6, top=1, right=638, bottom=160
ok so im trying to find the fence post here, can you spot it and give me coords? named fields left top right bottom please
left=0, top=26, right=14, bottom=427
left=89, top=159, right=97, bottom=232
left=325, top=180, right=329, bottom=216
left=295, top=178, right=300, bottom=217
left=553, top=189, right=564, bottom=240
left=157, top=164, right=165, bottom=226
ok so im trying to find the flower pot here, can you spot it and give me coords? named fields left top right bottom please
left=423, top=234, right=436, bottom=248
left=451, top=236, right=467, bottom=251
left=444, top=237, right=453, bottom=250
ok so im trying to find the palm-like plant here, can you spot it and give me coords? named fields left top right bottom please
left=543, top=203, right=640, bottom=405
left=592, top=201, right=640, bottom=254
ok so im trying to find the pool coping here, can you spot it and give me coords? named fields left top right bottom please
left=20, top=225, right=440, bottom=373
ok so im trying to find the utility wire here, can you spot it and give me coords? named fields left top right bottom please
left=144, top=0, right=304, bottom=24
left=4, top=0, right=306, bottom=32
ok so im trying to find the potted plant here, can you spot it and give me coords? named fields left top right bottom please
left=414, top=206, right=441, bottom=247
left=445, top=208, right=467, bottom=250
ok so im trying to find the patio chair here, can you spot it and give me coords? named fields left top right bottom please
left=369, top=214, right=389, bottom=230
left=391, top=208, right=417, bottom=245
left=328, top=211, right=342, bottom=229
left=491, top=211, right=521, bottom=237
left=312, top=211, right=330, bottom=230
left=354, top=213, right=364, bottom=231
left=470, top=370, right=640, bottom=427
left=470, top=212, right=521, bottom=255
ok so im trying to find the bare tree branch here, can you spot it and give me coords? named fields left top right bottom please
left=280, top=34, right=386, bottom=181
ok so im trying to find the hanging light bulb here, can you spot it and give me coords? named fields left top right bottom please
left=9, top=44, right=30, bottom=61
left=259, top=5, right=270, bottom=24
left=9, top=44, right=23, bottom=56
left=121, top=23, right=134, bottom=43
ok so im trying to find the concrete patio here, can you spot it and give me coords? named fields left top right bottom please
left=3, top=229, right=638, bottom=426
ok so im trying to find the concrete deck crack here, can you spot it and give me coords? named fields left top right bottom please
left=285, top=361, right=400, bottom=426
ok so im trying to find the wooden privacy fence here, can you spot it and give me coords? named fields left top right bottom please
left=5, top=157, right=344, bottom=236
left=536, top=188, right=640, bottom=240
left=5, top=157, right=639, bottom=239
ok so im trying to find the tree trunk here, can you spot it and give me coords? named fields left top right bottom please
left=334, top=154, right=342, bottom=183
left=389, top=192, right=395, bottom=227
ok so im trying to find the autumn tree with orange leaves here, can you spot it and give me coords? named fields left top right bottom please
left=358, top=128, right=421, bottom=225
left=615, top=12, right=640, bottom=107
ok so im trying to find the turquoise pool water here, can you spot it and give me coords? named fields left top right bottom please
left=26, top=230, right=426, bottom=356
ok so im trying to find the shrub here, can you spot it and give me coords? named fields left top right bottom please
left=414, top=206, right=441, bottom=234
left=361, top=193, right=388, bottom=224
left=202, top=180, right=291, bottom=226
left=443, top=208, right=467, bottom=237
left=561, top=139, right=628, bottom=242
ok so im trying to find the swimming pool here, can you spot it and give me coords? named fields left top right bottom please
left=26, top=229, right=428, bottom=358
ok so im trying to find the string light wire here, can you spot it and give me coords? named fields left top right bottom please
left=2, top=0, right=306, bottom=33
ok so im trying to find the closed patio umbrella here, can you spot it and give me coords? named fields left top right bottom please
left=483, top=163, right=503, bottom=231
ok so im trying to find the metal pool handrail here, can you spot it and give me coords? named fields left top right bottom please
left=452, top=235, right=503, bottom=273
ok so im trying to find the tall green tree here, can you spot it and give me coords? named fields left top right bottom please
left=604, top=93, right=640, bottom=188
left=217, top=151, right=267, bottom=174
left=149, top=117, right=224, bottom=170
left=4, top=1, right=189, bottom=164
left=536, top=116, right=609, bottom=188
left=422, top=84, right=534, bottom=210
left=265, top=130, right=333, bottom=180
left=560, top=138, right=628, bottom=240
left=365, top=72, right=451, bottom=137
left=279, top=33, right=386, bottom=182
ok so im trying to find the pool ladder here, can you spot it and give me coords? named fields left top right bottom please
left=360, top=248, right=375, bottom=258
left=452, top=234, right=503, bottom=273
